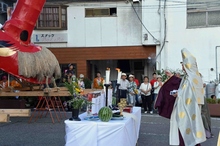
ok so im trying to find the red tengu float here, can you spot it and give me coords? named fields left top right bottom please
left=0, top=0, right=61, bottom=85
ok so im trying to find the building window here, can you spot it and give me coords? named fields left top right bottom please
left=36, top=6, right=67, bottom=30
left=187, top=0, right=220, bottom=28
left=85, top=8, right=117, bottom=17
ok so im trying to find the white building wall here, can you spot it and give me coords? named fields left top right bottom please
left=142, top=0, right=220, bottom=82
left=33, top=2, right=143, bottom=48
left=165, top=0, right=220, bottom=83
left=68, top=2, right=142, bottom=47
left=142, top=0, right=161, bottom=45
left=142, top=0, right=165, bottom=70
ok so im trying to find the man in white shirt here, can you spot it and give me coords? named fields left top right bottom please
left=119, top=73, right=129, bottom=99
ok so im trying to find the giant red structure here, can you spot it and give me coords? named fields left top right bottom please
left=0, top=0, right=61, bottom=84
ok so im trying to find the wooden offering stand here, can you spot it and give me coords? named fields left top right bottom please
left=0, top=86, right=71, bottom=123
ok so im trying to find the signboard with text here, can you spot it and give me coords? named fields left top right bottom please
left=32, top=33, right=67, bottom=43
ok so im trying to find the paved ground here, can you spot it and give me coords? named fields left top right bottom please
left=139, top=114, right=220, bottom=146
left=0, top=111, right=220, bottom=146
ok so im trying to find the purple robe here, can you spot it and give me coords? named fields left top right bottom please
left=154, top=75, right=181, bottom=119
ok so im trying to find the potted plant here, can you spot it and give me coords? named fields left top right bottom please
left=65, top=79, right=86, bottom=121
left=206, top=98, right=220, bottom=117
left=69, top=97, right=85, bottom=121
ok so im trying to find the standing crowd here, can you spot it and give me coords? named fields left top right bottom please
left=117, top=72, right=164, bottom=114
left=63, top=53, right=213, bottom=146
left=61, top=63, right=164, bottom=115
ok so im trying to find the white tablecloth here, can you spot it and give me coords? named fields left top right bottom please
left=64, top=107, right=141, bottom=146
left=90, top=89, right=113, bottom=114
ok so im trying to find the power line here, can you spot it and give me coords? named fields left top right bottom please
left=130, top=0, right=168, bottom=61
left=155, top=0, right=167, bottom=61
left=74, top=1, right=220, bottom=9
left=130, top=2, right=160, bottom=43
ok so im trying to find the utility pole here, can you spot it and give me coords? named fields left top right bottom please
left=215, top=46, right=220, bottom=82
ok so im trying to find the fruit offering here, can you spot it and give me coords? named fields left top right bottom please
left=98, top=107, right=113, bottom=122
left=117, top=99, right=127, bottom=116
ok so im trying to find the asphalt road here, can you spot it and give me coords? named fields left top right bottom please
left=0, top=112, right=219, bottom=146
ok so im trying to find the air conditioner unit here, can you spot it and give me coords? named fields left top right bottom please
left=0, top=2, right=8, bottom=13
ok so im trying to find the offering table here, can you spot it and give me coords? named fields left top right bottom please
left=64, top=107, right=141, bottom=146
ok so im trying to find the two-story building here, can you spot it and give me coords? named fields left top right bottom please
left=7, top=0, right=219, bottom=82
left=32, top=0, right=157, bottom=82
left=143, top=0, right=220, bottom=82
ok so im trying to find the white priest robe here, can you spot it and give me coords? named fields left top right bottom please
left=170, top=48, right=206, bottom=146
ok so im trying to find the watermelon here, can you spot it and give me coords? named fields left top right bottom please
left=98, top=107, right=113, bottom=122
